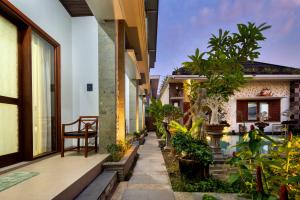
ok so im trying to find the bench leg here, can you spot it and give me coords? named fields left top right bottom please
left=85, top=136, right=88, bottom=158
left=61, top=137, right=64, bottom=157
left=77, top=138, right=80, bottom=152
left=95, top=136, right=98, bottom=153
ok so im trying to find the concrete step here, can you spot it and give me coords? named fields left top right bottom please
left=76, top=171, right=117, bottom=200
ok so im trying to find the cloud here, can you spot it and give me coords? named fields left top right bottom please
left=200, top=7, right=212, bottom=17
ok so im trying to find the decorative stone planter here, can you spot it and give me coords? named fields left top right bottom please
left=255, top=122, right=269, bottom=132
left=103, top=144, right=139, bottom=181
left=178, top=158, right=209, bottom=179
left=206, top=124, right=226, bottom=161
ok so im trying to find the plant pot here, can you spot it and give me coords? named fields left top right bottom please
left=205, top=124, right=226, bottom=132
left=178, top=157, right=209, bottom=179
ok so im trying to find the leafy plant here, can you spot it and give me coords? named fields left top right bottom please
left=171, top=176, right=240, bottom=193
left=202, top=194, right=218, bottom=200
left=163, top=104, right=183, bottom=122
left=182, top=22, right=271, bottom=125
left=133, top=131, right=142, bottom=138
left=106, top=140, right=132, bottom=162
left=147, top=98, right=183, bottom=138
left=172, top=132, right=213, bottom=165
left=228, top=128, right=300, bottom=199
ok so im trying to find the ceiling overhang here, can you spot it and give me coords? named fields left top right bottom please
left=59, top=0, right=93, bottom=17
left=145, top=0, right=158, bottom=68
left=86, top=0, right=151, bottom=92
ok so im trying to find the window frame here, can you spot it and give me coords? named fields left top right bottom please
left=237, top=99, right=281, bottom=123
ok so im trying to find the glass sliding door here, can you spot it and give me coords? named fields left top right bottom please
left=31, top=32, right=55, bottom=157
left=0, top=15, right=19, bottom=157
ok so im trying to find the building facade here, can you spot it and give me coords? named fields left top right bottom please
left=159, top=61, right=300, bottom=133
left=0, top=0, right=158, bottom=167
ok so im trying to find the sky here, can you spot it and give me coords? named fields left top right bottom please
left=150, top=0, right=300, bottom=79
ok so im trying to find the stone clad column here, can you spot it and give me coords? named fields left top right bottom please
left=116, top=20, right=126, bottom=143
left=98, top=20, right=126, bottom=152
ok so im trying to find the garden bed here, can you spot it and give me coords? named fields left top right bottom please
left=162, top=150, right=242, bottom=194
left=104, top=144, right=139, bottom=181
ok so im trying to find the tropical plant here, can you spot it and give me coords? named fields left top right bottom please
left=133, top=131, right=142, bottom=139
left=183, top=22, right=271, bottom=125
left=163, top=104, right=183, bottom=122
left=106, top=140, right=132, bottom=162
left=202, top=194, right=218, bottom=200
left=172, top=132, right=213, bottom=165
left=228, top=127, right=300, bottom=199
left=169, top=118, right=204, bottom=140
left=147, top=98, right=165, bottom=137
left=147, top=98, right=183, bottom=138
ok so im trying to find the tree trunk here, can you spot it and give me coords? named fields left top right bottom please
left=210, top=108, right=219, bottom=125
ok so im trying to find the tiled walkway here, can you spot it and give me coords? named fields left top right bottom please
left=114, top=132, right=175, bottom=200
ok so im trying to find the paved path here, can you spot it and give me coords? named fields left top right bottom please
left=116, top=132, right=175, bottom=200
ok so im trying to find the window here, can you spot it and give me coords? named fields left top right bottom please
left=259, top=102, right=269, bottom=120
left=237, top=99, right=280, bottom=122
left=0, top=14, right=19, bottom=157
left=247, top=102, right=257, bottom=120
left=0, top=1, right=61, bottom=167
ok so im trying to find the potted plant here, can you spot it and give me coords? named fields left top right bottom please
left=172, top=132, right=213, bottom=179
left=169, top=118, right=212, bottom=179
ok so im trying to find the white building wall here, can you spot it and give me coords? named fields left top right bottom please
left=72, top=17, right=99, bottom=118
left=139, top=97, right=143, bottom=131
left=224, top=80, right=290, bottom=133
left=160, top=84, right=170, bottom=105
left=125, top=73, right=130, bottom=133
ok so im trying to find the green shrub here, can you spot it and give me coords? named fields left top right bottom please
left=202, top=194, right=218, bottom=200
left=133, top=131, right=141, bottom=138
left=171, top=132, right=213, bottom=165
left=172, top=176, right=240, bottom=193
left=106, top=140, right=132, bottom=162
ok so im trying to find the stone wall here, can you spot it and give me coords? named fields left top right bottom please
left=290, top=80, right=300, bottom=120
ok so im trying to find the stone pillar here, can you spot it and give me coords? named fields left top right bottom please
left=98, top=20, right=126, bottom=152
left=116, top=20, right=126, bottom=143
left=129, top=80, right=137, bottom=133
